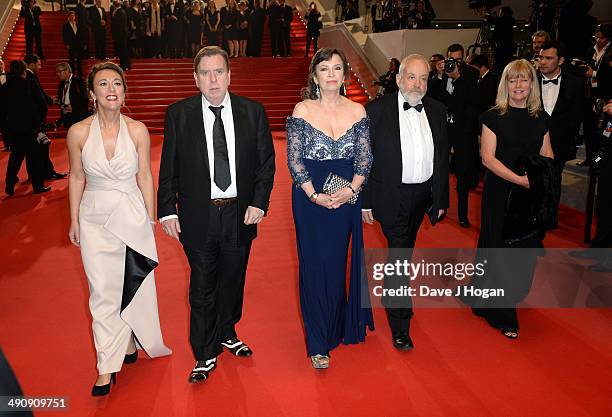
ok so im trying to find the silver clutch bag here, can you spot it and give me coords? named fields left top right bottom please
left=322, top=172, right=358, bottom=204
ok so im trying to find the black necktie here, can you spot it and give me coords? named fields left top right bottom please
left=403, top=102, right=423, bottom=112
left=543, top=78, right=559, bottom=85
left=209, top=105, right=231, bottom=191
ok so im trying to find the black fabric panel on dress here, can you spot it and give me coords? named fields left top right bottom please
left=121, top=246, right=159, bottom=312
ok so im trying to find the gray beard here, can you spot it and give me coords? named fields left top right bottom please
left=401, top=90, right=425, bottom=106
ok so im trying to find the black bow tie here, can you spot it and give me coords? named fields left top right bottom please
left=403, top=102, right=423, bottom=112
left=543, top=78, right=559, bottom=85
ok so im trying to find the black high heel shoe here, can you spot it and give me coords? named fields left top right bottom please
left=124, top=350, right=138, bottom=364
left=91, top=373, right=116, bottom=397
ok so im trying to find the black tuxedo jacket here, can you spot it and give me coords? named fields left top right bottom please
left=57, top=76, right=89, bottom=121
left=26, top=71, right=52, bottom=124
left=467, top=70, right=498, bottom=131
left=158, top=93, right=276, bottom=249
left=362, top=94, right=449, bottom=225
left=111, top=6, right=129, bottom=42
left=20, top=5, right=42, bottom=33
left=62, top=21, right=85, bottom=49
left=538, top=71, right=584, bottom=162
left=1, top=75, right=42, bottom=137
left=89, top=5, right=107, bottom=32
left=437, top=72, right=475, bottom=134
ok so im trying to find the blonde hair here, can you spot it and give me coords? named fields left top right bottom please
left=493, top=59, right=542, bottom=118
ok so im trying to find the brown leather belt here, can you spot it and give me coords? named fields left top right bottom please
left=210, top=197, right=238, bottom=206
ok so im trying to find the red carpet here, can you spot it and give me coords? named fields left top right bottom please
left=0, top=137, right=611, bottom=417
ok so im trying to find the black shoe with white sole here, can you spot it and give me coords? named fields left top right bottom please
left=188, top=358, right=217, bottom=384
left=221, top=338, right=253, bottom=357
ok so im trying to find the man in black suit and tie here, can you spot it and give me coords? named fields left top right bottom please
left=362, top=54, right=449, bottom=350
left=158, top=46, right=275, bottom=384
left=111, top=0, right=131, bottom=70
left=20, top=0, right=44, bottom=60
left=54, top=62, right=89, bottom=129
left=163, top=0, right=183, bottom=58
left=538, top=40, right=584, bottom=199
left=62, top=12, right=86, bottom=77
left=279, top=0, right=293, bottom=56
left=89, top=0, right=108, bottom=60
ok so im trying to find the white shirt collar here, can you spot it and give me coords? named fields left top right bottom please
left=202, top=91, right=230, bottom=111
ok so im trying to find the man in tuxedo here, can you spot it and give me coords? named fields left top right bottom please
left=2, top=60, right=49, bottom=195
left=279, top=0, right=293, bottom=57
left=436, top=43, right=478, bottom=228
left=111, top=0, right=131, bottom=69
left=54, top=62, right=89, bottom=129
left=362, top=54, right=449, bottom=350
left=0, top=59, right=8, bottom=151
left=76, top=0, right=90, bottom=57
left=24, top=54, right=67, bottom=181
left=62, top=12, right=85, bottom=77
left=538, top=40, right=584, bottom=198
left=267, top=0, right=283, bottom=57
left=89, top=0, right=108, bottom=60
left=20, top=0, right=44, bottom=60
left=163, top=0, right=183, bottom=58
left=371, top=0, right=384, bottom=33
left=158, top=46, right=275, bottom=383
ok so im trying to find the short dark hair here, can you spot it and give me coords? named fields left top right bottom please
left=447, top=43, right=464, bottom=56
left=302, top=48, right=350, bottom=100
left=10, top=60, right=27, bottom=76
left=468, top=54, right=489, bottom=69
left=87, top=61, right=127, bottom=93
left=23, top=54, right=40, bottom=65
left=430, top=53, right=444, bottom=62
left=194, top=46, right=230, bottom=73
left=540, top=40, right=566, bottom=59
left=597, top=23, right=612, bottom=39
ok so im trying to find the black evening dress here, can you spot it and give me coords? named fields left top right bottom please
left=475, top=106, right=550, bottom=332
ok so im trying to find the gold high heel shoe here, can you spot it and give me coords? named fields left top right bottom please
left=311, top=355, right=330, bottom=369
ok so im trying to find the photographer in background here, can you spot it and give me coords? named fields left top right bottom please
left=2, top=60, right=49, bottom=195
left=436, top=44, right=478, bottom=228
left=373, top=57, right=400, bottom=96
left=577, top=24, right=612, bottom=166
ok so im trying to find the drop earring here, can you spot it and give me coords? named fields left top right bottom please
left=315, top=83, right=320, bottom=98
left=340, top=83, right=346, bottom=95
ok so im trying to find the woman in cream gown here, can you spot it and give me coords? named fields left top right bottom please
left=67, top=62, right=171, bottom=396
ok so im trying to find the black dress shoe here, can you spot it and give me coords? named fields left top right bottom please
left=459, top=219, right=471, bottom=228
left=5, top=184, right=15, bottom=196
left=188, top=359, right=216, bottom=383
left=91, top=373, right=116, bottom=397
left=33, top=186, right=51, bottom=194
left=124, top=350, right=138, bottom=364
left=47, top=172, right=67, bottom=180
left=392, top=332, right=414, bottom=350
left=221, top=338, right=253, bottom=357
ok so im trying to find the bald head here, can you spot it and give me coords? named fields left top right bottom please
left=397, top=54, right=429, bottom=105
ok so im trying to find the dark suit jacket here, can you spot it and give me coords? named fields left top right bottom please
left=1, top=75, right=42, bottom=137
left=163, top=3, right=183, bottom=41
left=26, top=70, right=52, bottom=125
left=362, top=94, right=449, bottom=226
left=89, top=5, right=107, bottom=33
left=538, top=71, right=584, bottom=162
left=467, top=70, right=498, bottom=131
left=437, top=72, right=475, bottom=134
left=112, top=6, right=129, bottom=43
left=158, top=93, right=276, bottom=249
left=57, top=75, right=90, bottom=126
left=20, top=5, right=42, bottom=33
left=62, top=21, right=85, bottom=50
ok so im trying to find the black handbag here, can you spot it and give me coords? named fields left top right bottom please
left=322, top=172, right=358, bottom=204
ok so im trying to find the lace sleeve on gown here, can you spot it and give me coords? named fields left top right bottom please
left=286, top=117, right=311, bottom=187
left=352, top=117, right=372, bottom=179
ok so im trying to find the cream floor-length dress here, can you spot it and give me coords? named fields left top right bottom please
left=79, top=115, right=171, bottom=374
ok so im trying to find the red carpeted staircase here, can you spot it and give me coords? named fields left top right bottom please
left=2, top=10, right=369, bottom=138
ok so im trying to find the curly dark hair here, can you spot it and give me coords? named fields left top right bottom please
left=301, top=48, right=350, bottom=100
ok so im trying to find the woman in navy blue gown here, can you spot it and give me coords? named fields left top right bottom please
left=286, top=48, right=374, bottom=369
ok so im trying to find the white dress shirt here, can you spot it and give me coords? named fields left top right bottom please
left=202, top=92, right=238, bottom=199
left=62, top=74, right=73, bottom=109
left=541, top=71, right=561, bottom=116
left=397, top=93, right=434, bottom=184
